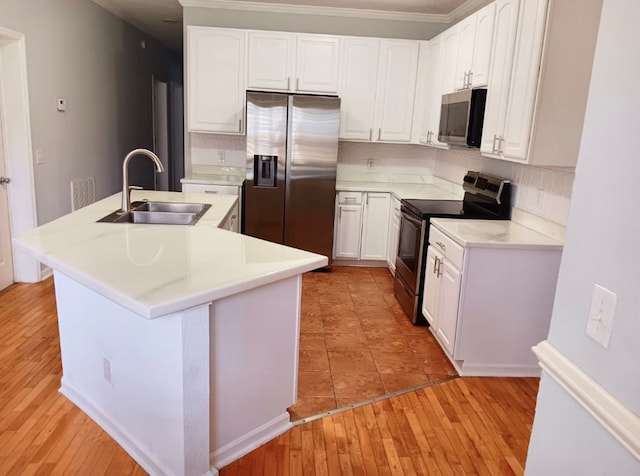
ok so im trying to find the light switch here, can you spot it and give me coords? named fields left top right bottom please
left=35, top=148, right=45, bottom=165
left=586, top=284, right=617, bottom=348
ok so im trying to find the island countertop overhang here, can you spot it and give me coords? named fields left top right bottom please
left=13, top=191, right=327, bottom=318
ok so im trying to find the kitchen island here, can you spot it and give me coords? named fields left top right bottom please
left=14, top=191, right=327, bottom=476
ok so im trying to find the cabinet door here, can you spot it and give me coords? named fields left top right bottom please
left=295, top=35, right=340, bottom=93
left=386, top=198, right=401, bottom=271
left=439, top=25, right=460, bottom=95
left=339, top=38, right=379, bottom=140
left=187, top=27, right=245, bottom=134
left=422, top=246, right=442, bottom=327
left=454, top=15, right=476, bottom=90
left=501, top=0, right=547, bottom=160
left=435, top=258, right=462, bottom=355
left=360, top=193, right=391, bottom=260
left=480, top=0, right=520, bottom=155
left=374, top=40, right=420, bottom=143
left=246, top=31, right=294, bottom=91
left=470, top=3, right=496, bottom=88
left=334, top=204, right=362, bottom=259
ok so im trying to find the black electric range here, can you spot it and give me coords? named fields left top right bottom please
left=394, top=171, right=512, bottom=324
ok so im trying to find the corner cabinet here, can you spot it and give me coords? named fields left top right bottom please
left=187, top=27, right=246, bottom=134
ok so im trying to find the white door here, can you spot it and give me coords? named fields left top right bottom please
left=454, top=15, right=476, bottom=90
left=295, top=35, right=340, bottom=94
left=470, top=2, right=497, bottom=88
left=360, top=193, right=391, bottom=260
left=436, top=258, right=462, bottom=355
left=374, top=40, right=420, bottom=142
left=439, top=25, right=460, bottom=95
left=334, top=204, right=362, bottom=259
left=422, top=246, right=441, bottom=327
left=339, top=37, right=379, bottom=140
left=247, top=31, right=294, bottom=91
left=0, top=118, right=14, bottom=290
left=153, top=78, right=169, bottom=191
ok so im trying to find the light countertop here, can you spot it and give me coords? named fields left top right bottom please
left=14, top=191, right=327, bottom=319
left=431, top=218, right=564, bottom=250
left=181, top=173, right=245, bottom=186
left=336, top=181, right=462, bottom=200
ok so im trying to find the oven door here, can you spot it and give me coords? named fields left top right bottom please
left=395, top=208, right=426, bottom=294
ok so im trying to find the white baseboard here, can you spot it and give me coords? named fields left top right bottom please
left=533, top=340, right=640, bottom=460
left=460, top=362, right=541, bottom=377
left=60, top=378, right=217, bottom=476
left=40, top=265, right=53, bottom=281
left=211, top=412, right=292, bottom=469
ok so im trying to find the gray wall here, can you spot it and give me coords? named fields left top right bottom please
left=526, top=0, right=640, bottom=472
left=183, top=7, right=449, bottom=39
left=0, top=0, right=181, bottom=225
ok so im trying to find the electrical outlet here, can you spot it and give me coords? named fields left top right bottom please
left=57, top=98, right=67, bottom=112
left=103, top=357, right=112, bottom=383
left=586, top=284, right=617, bottom=348
left=218, top=150, right=226, bottom=163
left=367, top=159, right=374, bottom=170
left=35, top=148, right=45, bottom=165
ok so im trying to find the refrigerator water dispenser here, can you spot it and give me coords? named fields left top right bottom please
left=254, top=154, right=277, bottom=187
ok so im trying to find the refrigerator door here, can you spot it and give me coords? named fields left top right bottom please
left=245, top=92, right=288, bottom=243
left=285, top=95, right=340, bottom=262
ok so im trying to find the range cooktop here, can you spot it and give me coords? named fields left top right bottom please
left=401, top=199, right=464, bottom=219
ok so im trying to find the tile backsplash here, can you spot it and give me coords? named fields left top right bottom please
left=190, top=133, right=246, bottom=168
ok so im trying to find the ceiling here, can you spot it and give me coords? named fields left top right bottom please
left=90, top=0, right=477, bottom=52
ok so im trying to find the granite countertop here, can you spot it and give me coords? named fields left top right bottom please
left=336, top=181, right=463, bottom=200
left=430, top=218, right=564, bottom=250
left=14, top=191, right=326, bottom=319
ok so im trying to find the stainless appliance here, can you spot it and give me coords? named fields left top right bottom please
left=394, top=171, right=511, bottom=324
left=438, top=88, right=487, bottom=147
left=243, top=91, right=340, bottom=262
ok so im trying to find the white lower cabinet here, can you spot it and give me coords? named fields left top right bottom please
left=182, top=182, right=242, bottom=232
left=386, top=196, right=401, bottom=273
left=333, top=192, right=390, bottom=262
left=422, top=222, right=562, bottom=376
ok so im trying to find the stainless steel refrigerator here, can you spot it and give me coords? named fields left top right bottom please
left=243, top=91, right=340, bottom=263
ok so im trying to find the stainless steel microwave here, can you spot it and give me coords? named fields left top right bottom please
left=438, top=88, right=487, bottom=147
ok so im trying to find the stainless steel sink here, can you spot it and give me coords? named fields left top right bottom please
left=97, top=201, right=211, bottom=225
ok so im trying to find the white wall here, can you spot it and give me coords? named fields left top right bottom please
left=0, top=0, right=181, bottom=225
left=526, top=0, right=640, bottom=472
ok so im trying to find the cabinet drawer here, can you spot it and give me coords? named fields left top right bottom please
left=429, top=225, right=464, bottom=269
left=337, top=191, right=362, bottom=204
left=182, top=183, right=240, bottom=196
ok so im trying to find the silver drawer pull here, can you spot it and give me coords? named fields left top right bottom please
left=204, top=190, right=219, bottom=194
left=436, top=241, right=446, bottom=251
left=344, top=197, right=358, bottom=202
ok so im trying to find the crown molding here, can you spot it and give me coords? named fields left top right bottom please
left=179, top=0, right=451, bottom=24
left=447, top=0, right=492, bottom=23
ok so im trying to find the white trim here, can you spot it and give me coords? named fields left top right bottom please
left=179, top=0, right=451, bottom=23
left=210, top=412, right=292, bottom=468
left=448, top=0, right=493, bottom=23
left=0, top=26, right=40, bottom=283
left=532, top=340, right=640, bottom=461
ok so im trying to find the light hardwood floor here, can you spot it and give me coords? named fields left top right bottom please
left=0, top=277, right=539, bottom=475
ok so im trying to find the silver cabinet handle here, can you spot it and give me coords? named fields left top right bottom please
left=369, top=128, right=372, bottom=141
left=498, top=136, right=504, bottom=154
left=467, top=71, right=473, bottom=88
left=366, top=194, right=369, bottom=206
left=437, top=258, right=443, bottom=277
left=287, top=77, right=290, bottom=90
left=377, top=128, right=381, bottom=141
left=463, top=71, right=469, bottom=89
left=433, top=256, right=439, bottom=274
left=492, top=134, right=498, bottom=154
left=204, top=190, right=219, bottom=194
left=0, top=176, right=10, bottom=185
left=296, top=77, right=299, bottom=91
left=436, top=241, right=446, bottom=251
left=344, top=197, right=358, bottom=202
left=238, top=119, right=242, bottom=132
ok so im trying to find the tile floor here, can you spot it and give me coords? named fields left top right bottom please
left=287, top=266, right=457, bottom=421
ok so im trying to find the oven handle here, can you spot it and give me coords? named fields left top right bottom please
left=400, top=210, right=424, bottom=229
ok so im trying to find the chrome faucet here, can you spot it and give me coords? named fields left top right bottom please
left=121, top=148, right=165, bottom=213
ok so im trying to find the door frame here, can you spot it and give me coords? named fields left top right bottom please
left=0, top=26, right=40, bottom=283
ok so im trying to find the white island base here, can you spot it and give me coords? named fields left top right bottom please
left=54, top=270, right=302, bottom=476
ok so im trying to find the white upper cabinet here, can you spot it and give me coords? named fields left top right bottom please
left=481, top=0, right=547, bottom=161
left=415, top=37, right=448, bottom=147
left=295, top=35, right=340, bottom=93
left=246, top=32, right=339, bottom=94
left=374, top=40, right=420, bottom=142
left=454, top=16, right=477, bottom=90
left=246, top=31, right=294, bottom=91
left=454, top=3, right=496, bottom=90
left=339, top=37, right=379, bottom=140
left=439, top=25, right=460, bottom=95
left=187, top=27, right=246, bottom=134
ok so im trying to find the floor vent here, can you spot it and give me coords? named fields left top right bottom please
left=70, top=176, right=95, bottom=211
